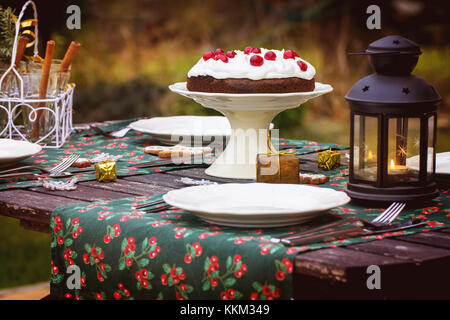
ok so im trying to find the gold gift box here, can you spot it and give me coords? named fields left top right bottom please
left=318, top=149, right=341, bottom=171
left=95, top=160, right=117, bottom=182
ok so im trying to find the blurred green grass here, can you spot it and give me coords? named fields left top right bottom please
left=0, top=216, right=50, bottom=289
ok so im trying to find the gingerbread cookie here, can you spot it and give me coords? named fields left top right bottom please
left=299, top=173, right=330, bottom=185
left=144, top=145, right=212, bottom=159
left=71, top=158, right=92, bottom=168
left=144, top=146, right=168, bottom=155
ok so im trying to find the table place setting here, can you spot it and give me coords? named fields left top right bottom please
left=48, top=182, right=449, bottom=300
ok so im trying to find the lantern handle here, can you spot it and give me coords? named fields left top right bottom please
left=347, top=50, right=402, bottom=55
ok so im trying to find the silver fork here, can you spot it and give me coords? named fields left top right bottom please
left=271, top=202, right=406, bottom=243
left=369, top=202, right=406, bottom=227
left=48, top=153, right=80, bottom=176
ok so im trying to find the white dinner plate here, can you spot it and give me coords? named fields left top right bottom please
left=163, top=183, right=351, bottom=228
left=0, top=139, right=42, bottom=166
left=130, top=116, right=274, bottom=146
left=406, top=152, right=450, bottom=176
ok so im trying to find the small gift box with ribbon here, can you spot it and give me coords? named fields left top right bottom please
left=318, top=149, right=341, bottom=171
left=256, top=152, right=300, bottom=184
left=95, top=160, right=117, bottom=182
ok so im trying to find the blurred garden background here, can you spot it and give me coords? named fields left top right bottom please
left=0, top=0, right=449, bottom=290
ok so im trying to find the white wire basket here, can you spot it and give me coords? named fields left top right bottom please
left=0, top=0, right=74, bottom=148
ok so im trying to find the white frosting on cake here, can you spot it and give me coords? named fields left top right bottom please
left=187, top=48, right=315, bottom=80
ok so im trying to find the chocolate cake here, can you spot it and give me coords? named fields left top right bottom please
left=187, top=47, right=316, bottom=94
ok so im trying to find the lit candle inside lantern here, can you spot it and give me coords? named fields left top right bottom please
left=388, top=159, right=409, bottom=175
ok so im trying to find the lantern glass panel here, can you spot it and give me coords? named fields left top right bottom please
left=353, top=114, right=378, bottom=182
left=427, top=115, right=435, bottom=181
left=387, top=117, right=420, bottom=184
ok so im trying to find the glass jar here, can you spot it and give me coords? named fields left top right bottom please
left=26, top=59, right=71, bottom=96
left=19, top=71, right=56, bottom=144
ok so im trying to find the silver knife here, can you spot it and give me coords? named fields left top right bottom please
left=271, top=219, right=427, bottom=246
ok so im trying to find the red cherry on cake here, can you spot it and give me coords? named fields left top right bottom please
left=216, top=54, right=228, bottom=63
left=283, top=49, right=299, bottom=59
left=226, top=50, right=236, bottom=58
left=214, top=48, right=225, bottom=55
left=297, top=60, right=308, bottom=71
left=264, top=51, right=277, bottom=60
left=244, top=46, right=254, bottom=54
left=251, top=47, right=261, bottom=53
left=203, top=51, right=214, bottom=61
left=250, top=55, right=264, bottom=66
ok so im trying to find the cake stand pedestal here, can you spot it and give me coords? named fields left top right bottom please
left=169, top=82, right=333, bottom=179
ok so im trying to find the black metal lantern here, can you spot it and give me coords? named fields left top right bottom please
left=345, top=35, right=441, bottom=203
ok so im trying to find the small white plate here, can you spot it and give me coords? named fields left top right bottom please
left=131, top=115, right=274, bottom=146
left=0, top=139, right=42, bottom=166
left=130, top=116, right=231, bottom=146
left=163, top=183, right=350, bottom=228
left=407, top=151, right=450, bottom=176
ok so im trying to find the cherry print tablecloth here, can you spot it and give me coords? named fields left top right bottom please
left=0, top=119, right=347, bottom=190
left=49, top=171, right=450, bottom=300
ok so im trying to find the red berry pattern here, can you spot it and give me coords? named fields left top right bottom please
left=201, top=254, right=245, bottom=299
left=184, top=242, right=202, bottom=264
left=161, top=263, right=193, bottom=299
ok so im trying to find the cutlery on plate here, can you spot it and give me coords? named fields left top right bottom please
left=277, top=219, right=427, bottom=246
left=271, top=202, right=406, bottom=244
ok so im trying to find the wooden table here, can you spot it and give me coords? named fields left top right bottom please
left=1, top=134, right=449, bottom=300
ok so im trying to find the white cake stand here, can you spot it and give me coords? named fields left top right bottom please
left=169, top=82, right=333, bottom=179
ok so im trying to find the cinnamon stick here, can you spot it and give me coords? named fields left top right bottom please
left=14, top=36, right=29, bottom=68
left=31, top=40, right=55, bottom=140
left=59, top=41, right=81, bottom=72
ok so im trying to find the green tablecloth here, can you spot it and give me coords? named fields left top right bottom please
left=0, top=119, right=346, bottom=190
left=50, top=172, right=450, bottom=300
